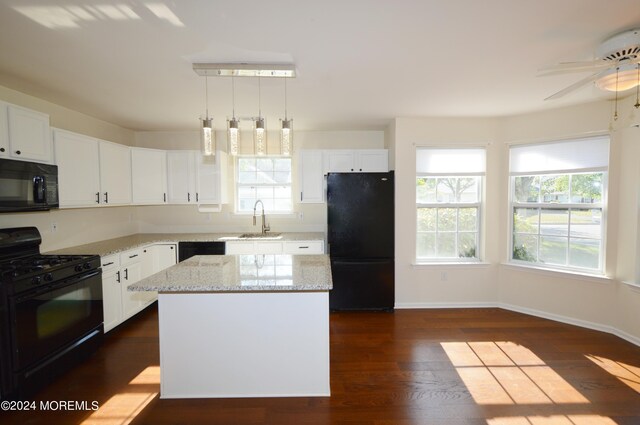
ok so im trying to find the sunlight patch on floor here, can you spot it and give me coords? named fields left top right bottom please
left=487, top=415, right=618, bottom=424
left=585, top=354, right=640, bottom=393
left=441, top=341, right=588, bottom=405
left=80, top=366, right=159, bottom=425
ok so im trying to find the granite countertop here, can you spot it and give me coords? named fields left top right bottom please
left=128, top=254, right=332, bottom=292
left=47, top=232, right=325, bottom=257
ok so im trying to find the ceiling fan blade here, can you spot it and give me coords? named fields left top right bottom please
left=538, top=60, right=614, bottom=76
left=544, top=70, right=609, bottom=101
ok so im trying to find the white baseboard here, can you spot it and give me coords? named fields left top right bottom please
left=395, top=302, right=498, bottom=309
left=394, top=301, right=640, bottom=348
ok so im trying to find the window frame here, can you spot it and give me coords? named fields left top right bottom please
left=508, top=166, right=608, bottom=275
left=234, top=156, right=293, bottom=215
left=416, top=175, right=483, bottom=262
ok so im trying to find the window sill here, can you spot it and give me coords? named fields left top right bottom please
left=622, top=280, right=640, bottom=290
left=501, top=262, right=612, bottom=284
left=412, top=261, right=491, bottom=268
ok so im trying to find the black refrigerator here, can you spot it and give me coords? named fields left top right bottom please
left=327, top=171, right=394, bottom=311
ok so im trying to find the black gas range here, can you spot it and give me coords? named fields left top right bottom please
left=0, top=227, right=103, bottom=400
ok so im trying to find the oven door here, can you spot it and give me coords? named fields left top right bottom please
left=9, top=270, right=103, bottom=371
left=0, top=158, right=59, bottom=212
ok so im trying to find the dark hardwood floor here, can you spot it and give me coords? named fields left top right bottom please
left=3, top=306, right=640, bottom=424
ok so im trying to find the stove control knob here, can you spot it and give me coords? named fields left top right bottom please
left=83, top=262, right=92, bottom=270
left=32, top=276, right=42, bottom=285
left=75, top=265, right=84, bottom=272
left=44, top=273, right=53, bottom=282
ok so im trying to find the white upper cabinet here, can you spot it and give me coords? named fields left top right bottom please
left=299, top=150, right=324, bottom=203
left=0, top=102, right=52, bottom=163
left=99, top=141, right=132, bottom=205
left=357, top=149, right=388, bottom=172
left=167, top=151, right=197, bottom=204
left=325, top=149, right=388, bottom=173
left=53, top=129, right=101, bottom=207
left=131, top=147, right=167, bottom=205
left=196, top=151, right=228, bottom=205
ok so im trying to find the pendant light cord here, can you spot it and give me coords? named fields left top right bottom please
left=258, top=77, right=262, bottom=118
left=284, top=78, right=288, bottom=120
left=205, top=75, right=209, bottom=119
left=232, top=76, right=236, bottom=118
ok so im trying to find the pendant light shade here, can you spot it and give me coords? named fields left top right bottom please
left=280, top=78, right=292, bottom=156
left=201, top=76, right=215, bottom=156
left=280, top=118, right=292, bottom=156
left=254, top=117, right=266, bottom=156
left=201, top=117, right=214, bottom=156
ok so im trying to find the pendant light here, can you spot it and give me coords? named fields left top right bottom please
left=227, top=76, right=240, bottom=156
left=253, top=77, right=267, bottom=156
left=201, top=75, right=215, bottom=156
left=280, top=78, right=293, bottom=156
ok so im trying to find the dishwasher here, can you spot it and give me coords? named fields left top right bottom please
left=178, top=241, right=226, bottom=262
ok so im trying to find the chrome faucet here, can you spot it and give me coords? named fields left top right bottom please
left=252, top=200, right=270, bottom=235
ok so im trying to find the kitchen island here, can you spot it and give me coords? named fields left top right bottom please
left=128, top=254, right=332, bottom=399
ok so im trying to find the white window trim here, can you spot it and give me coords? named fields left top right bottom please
left=416, top=176, right=483, bottom=263
left=508, top=171, right=608, bottom=275
left=235, top=156, right=293, bottom=214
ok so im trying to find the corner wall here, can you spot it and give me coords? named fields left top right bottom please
left=393, top=98, right=640, bottom=345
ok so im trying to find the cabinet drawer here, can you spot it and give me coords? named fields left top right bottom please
left=100, top=254, right=120, bottom=274
left=120, top=248, right=143, bottom=265
left=283, top=240, right=324, bottom=254
left=254, top=241, right=283, bottom=254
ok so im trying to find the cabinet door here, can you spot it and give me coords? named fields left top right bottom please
left=225, top=241, right=256, bottom=254
left=140, top=246, right=155, bottom=279
left=154, top=244, right=177, bottom=270
left=102, top=269, right=123, bottom=333
left=99, top=141, right=132, bottom=205
left=0, top=102, right=8, bottom=157
left=53, top=129, right=101, bottom=207
left=357, top=150, right=388, bottom=172
left=167, top=151, right=196, bottom=204
left=7, top=104, right=51, bottom=163
left=196, top=151, right=227, bottom=204
left=255, top=241, right=283, bottom=254
left=131, top=148, right=168, bottom=204
left=299, top=150, right=324, bottom=203
left=121, top=261, right=143, bottom=319
left=326, top=151, right=355, bottom=172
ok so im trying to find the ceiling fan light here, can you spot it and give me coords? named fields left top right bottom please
left=254, top=117, right=266, bottom=156
left=596, top=67, right=640, bottom=92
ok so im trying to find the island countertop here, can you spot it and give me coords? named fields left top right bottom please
left=128, top=254, right=332, bottom=292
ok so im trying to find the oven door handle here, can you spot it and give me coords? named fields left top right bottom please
left=13, top=270, right=101, bottom=302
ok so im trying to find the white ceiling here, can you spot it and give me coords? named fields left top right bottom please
left=0, top=0, right=638, bottom=132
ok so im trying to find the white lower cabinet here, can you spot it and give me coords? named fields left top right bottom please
left=226, top=240, right=324, bottom=255
left=101, top=243, right=177, bottom=333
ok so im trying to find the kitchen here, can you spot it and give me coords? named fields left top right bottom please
left=2, top=1, right=640, bottom=424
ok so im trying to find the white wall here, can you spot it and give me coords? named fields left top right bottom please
left=392, top=97, right=640, bottom=345
left=393, top=117, right=501, bottom=307
left=0, top=84, right=139, bottom=252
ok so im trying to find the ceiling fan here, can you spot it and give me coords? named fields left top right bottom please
left=540, top=28, right=640, bottom=101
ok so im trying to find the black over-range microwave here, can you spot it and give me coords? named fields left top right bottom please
left=0, top=158, right=59, bottom=212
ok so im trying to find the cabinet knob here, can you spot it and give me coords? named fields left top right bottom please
left=15, top=150, right=21, bottom=155
left=0, top=147, right=5, bottom=152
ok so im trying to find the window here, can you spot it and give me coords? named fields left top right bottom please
left=509, top=136, right=609, bottom=273
left=236, top=157, right=292, bottom=213
left=416, top=148, right=485, bottom=261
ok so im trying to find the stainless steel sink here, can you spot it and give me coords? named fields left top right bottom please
left=238, top=232, right=282, bottom=240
